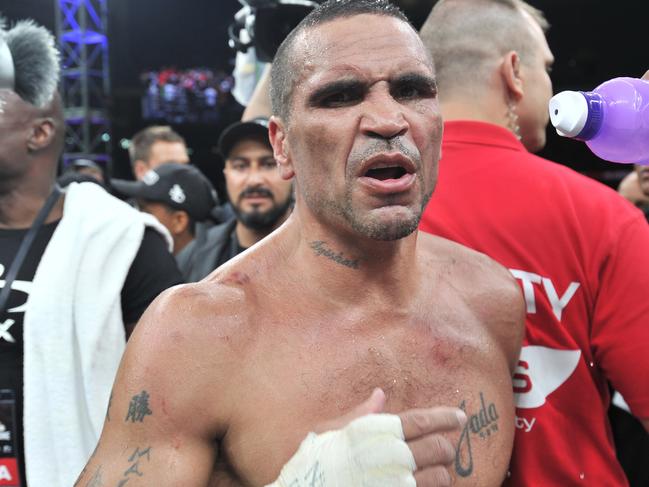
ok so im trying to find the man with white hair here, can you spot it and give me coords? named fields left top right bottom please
left=0, top=17, right=182, bottom=487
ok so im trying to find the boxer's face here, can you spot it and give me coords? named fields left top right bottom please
left=278, top=14, right=442, bottom=241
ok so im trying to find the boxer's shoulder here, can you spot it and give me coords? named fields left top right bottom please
left=131, top=273, right=259, bottom=362
left=418, top=232, right=524, bottom=365
left=120, top=279, right=256, bottom=432
left=418, top=231, right=511, bottom=285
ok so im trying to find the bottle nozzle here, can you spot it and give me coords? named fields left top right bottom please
left=549, top=91, right=588, bottom=138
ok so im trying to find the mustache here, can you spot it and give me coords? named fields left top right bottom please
left=347, top=137, right=421, bottom=174
left=239, top=186, right=274, bottom=201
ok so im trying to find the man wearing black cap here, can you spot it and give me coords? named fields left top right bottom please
left=112, top=163, right=218, bottom=257
left=180, top=117, right=293, bottom=281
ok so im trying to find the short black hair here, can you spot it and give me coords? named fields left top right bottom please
left=142, top=198, right=197, bottom=236
left=270, top=0, right=411, bottom=122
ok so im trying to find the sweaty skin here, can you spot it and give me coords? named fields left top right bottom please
left=75, top=13, right=524, bottom=487
left=75, top=230, right=523, bottom=487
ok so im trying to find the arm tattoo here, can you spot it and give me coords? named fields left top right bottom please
left=125, top=390, right=153, bottom=423
left=85, top=466, right=103, bottom=487
left=455, top=392, right=500, bottom=478
left=116, top=446, right=152, bottom=486
left=309, top=241, right=360, bottom=269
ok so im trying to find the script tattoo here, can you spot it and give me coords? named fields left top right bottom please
left=125, top=390, right=152, bottom=423
left=309, top=241, right=360, bottom=269
left=116, top=446, right=152, bottom=486
left=455, top=392, right=500, bottom=478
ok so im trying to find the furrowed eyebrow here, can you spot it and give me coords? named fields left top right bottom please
left=391, top=73, right=437, bottom=92
left=307, top=79, right=366, bottom=106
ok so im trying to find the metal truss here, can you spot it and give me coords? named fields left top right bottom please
left=54, top=0, right=111, bottom=170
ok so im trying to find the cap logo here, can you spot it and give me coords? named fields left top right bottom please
left=143, top=170, right=160, bottom=186
left=169, top=184, right=186, bottom=204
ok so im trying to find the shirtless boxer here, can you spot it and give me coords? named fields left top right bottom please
left=75, top=1, right=525, bottom=486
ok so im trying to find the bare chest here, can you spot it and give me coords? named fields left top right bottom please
left=218, top=313, right=513, bottom=486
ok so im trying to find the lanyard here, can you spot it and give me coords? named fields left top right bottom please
left=0, top=186, right=62, bottom=317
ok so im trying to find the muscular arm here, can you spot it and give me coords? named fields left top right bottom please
left=643, top=418, right=649, bottom=434
left=75, top=285, right=230, bottom=486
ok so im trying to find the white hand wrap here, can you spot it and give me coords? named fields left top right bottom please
left=267, top=413, right=416, bottom=487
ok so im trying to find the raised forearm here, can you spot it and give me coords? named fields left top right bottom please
left=242, top=64, right=272, bottom=121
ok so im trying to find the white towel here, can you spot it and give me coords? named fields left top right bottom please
left=23, top=182, right=171, bottom=487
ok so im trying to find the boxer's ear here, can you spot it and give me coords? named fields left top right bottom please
left=269, top=116, right=295, bottom=180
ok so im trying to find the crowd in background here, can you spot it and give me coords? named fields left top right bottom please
left=140, top=68, right=235, bottom=124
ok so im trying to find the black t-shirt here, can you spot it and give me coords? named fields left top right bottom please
left=0, top=222, right=182, bottom=485
left=214, top=226, right=248, bottom=270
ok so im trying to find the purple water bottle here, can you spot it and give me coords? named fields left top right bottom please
left=548, top=77, right=649, bottom=165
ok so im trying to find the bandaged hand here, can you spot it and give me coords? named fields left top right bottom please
left=266, top=388, right=466, bottom=487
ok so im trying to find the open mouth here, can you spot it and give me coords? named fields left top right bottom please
left=357, top=154, right=417, bottom=193
left=364, top=166, right=409, bottom=181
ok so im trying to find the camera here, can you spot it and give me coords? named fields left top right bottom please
left=228, top=0, right=323, bottom=62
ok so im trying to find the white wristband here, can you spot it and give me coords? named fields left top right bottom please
left=267, top=413, right=416, bottom=487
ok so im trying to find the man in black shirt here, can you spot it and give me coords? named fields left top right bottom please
left=179, top=118, right=293, bottom=281
left=0, top=17, right=182, bottom=487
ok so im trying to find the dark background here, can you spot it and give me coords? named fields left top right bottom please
left=1, top=0, right=647, bottom=192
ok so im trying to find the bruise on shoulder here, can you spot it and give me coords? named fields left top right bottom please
left=220, top=271, right=252, bottom=286
left=428, top=242, right=525, bottom=374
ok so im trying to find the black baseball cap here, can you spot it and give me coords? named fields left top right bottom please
left=111, top=163, right=218, bottom=221
left=217, top=117, right=270, bottom=159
